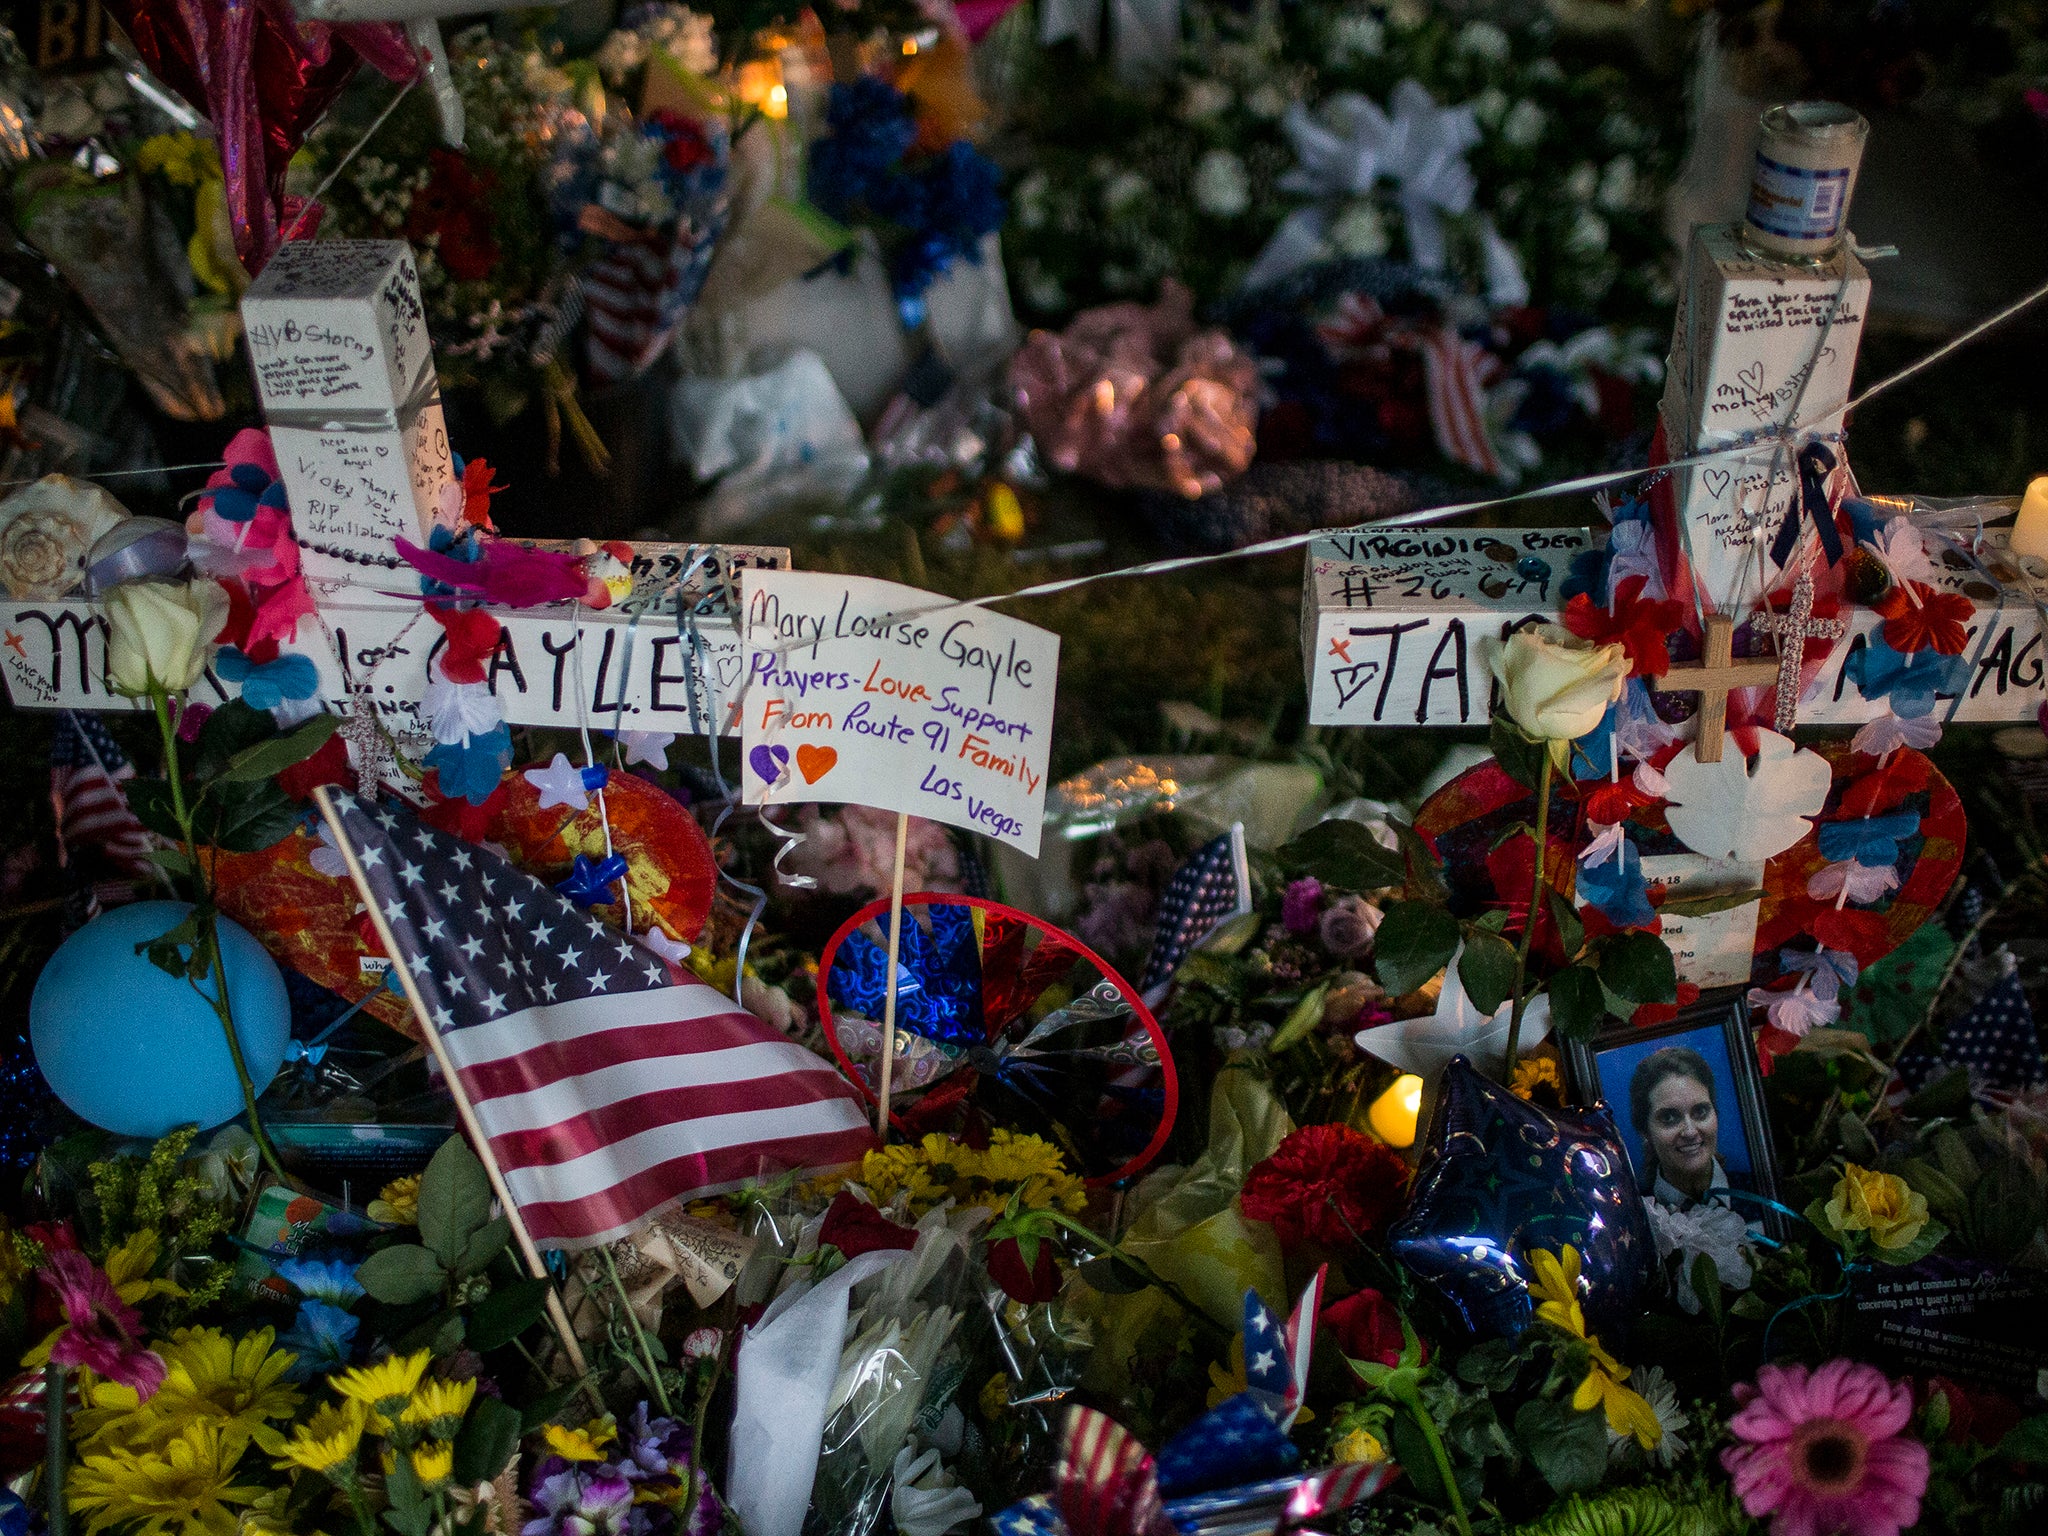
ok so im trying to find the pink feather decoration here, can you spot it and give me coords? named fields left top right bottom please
left=394, top=538, right=590, bottom=608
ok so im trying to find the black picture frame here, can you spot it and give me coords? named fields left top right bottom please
left=1562, top=988, right=1783, bottom=1238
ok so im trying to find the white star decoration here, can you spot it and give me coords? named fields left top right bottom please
left=525, top=753, right=591, bottom=812
left=398, top=860, right=425, bottom=887
left=460, top=934, right=486, bottom=961
left=618, top=730, right=676, bottom=771
left=637, top=928, right=692, bottom=967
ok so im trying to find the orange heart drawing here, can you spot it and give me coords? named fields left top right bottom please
left=796, top=744, right=838, bottom=784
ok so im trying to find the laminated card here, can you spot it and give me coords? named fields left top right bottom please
left=241, top=240, right=455, bottom=584
left=740, top=571, right=1060, bottom=856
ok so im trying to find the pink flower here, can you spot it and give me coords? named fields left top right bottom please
left=787, top=805, right=961, bottom=897
left=42, top=1250, right=165, bottom=1399
left=1721, top=1359, right=1929, bottom=1536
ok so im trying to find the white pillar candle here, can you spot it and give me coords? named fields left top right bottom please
left=2011, top=476, right=2048, bottom=560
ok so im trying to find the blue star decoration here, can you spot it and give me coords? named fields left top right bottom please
left=1388, top=1055, right=1651, bottom=1342
left=557, top=853, right=630, bottom=908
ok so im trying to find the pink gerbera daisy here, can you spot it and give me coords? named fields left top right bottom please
left=1721, top=1359, right=1929, bottom=1536
left=43, top=1250, right=165, bottom=1399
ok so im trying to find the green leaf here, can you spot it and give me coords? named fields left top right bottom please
left=1963, top=1153, right=2047, bottom=1263
left=1998, top=1415, right=2048, bottom=1464
left=1691, top=1252, right=1723, bottom=1332
left=125, top=778, right=186, bottom=842
left=1387, top=1410, right=1451, bottom=1507
left=1489, top=715, right=1547, bottom=793
left=418, top=1136, right=494, bottom=1272
left=1545, top=889, right=1584, bottom=962
left=1474, top=909, right=1510, bottom=934
left=1866, top=1218, right=1948, bottom=1267
left=1390, top=818, right=1449, bottom=903
left=1898, top=1157, right=1968, bottom=1221
left=453, top=1396, right=524, bottom=1485
left=1457, top=928, right=1518, bottom=1017
left=194, top=781, right=305, bottom=853
left=466, top=1277, right=553, bottom=1352
left=382, top=1446, right=433, bottom=1536
left=1597, top=932, right=1678, bottom=1007
left=356, top=1244, right=448, bottom=1305
left=1454, top=1337, right=1522, bottom=1392
left=217, top=713, right=339, bottom=784
left=1546, top=966, right=1605, bottom=1041
left=1513, top=1398, right=1609, bottom=1496
left=519, top=1381, right=582, bottom=1433
left=193, top=700, right=279, bottom=780
left=1267, top=982, right=1331, bottom=1054
left=1659, top=887, right=1765, bottom=918
left=1074, top=1255, right=1154, bottom=1295
left=1374, top=902, right=1460, bottom=997
left=144, top=847, right=195, bottom=879
left=454, top=1215, right=512, bottom=1280
left=1276, top=819, right=1406, bottom=894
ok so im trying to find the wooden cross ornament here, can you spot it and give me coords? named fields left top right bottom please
left=1648, top=614, right=1779, bottom=763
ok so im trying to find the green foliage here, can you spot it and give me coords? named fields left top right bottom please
left=1491, top=717, right=1549, bottom=792
left=453, top=1396, right=523, bottom=1486
left=1548, top=965, right=1606, bottom=1040
left=1375, top=902, right=1460, bottom=996
left=1596, top=933, right=1678, bottom=1010
left=1457, top=928, right=1519, bottom=1016
left=358, top=1139, right=514, bottom=1309
left=1514, top=1399, right=1609, bottom=1497
left=1279, top=819, right=1407, bottom=894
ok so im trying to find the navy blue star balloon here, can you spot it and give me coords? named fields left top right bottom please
left=1389, top=1056, right=1651, bottom=1342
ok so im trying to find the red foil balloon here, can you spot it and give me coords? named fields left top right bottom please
left=103, top=0, right=417, bottom=274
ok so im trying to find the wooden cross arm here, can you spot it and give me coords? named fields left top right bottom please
left=1644, top=613, right=1779, bottom=763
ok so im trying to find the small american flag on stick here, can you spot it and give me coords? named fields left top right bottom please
left=51, top=710, right=155, bottom=883
left=320, top=789, right=873, bottom=1249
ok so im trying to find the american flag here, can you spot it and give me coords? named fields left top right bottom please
left=50, top=711, right=154, bottom=882
left=1141, top=826, right=1252, bottom=999
left=582, top=228, right=719, bottom=385
left=323, top=790, right=874, bottom=1248
left=1241, top=1267, right=1322, bottom=1431
left=1417, top=328, right=1505, bottom=481
left=1915, top=966, right=2045, bottom=1097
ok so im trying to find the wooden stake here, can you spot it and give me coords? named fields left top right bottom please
left=311, top=786, right=591, bottom=1378
left=1648, top=614, right=1780, bottom=763
left=873, top=812, right=910, bottom=1140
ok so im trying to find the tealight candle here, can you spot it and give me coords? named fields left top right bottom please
left=1367, top=1073, right=1423, bottom=1149
left=2009, top=477, right=2048, bottom=561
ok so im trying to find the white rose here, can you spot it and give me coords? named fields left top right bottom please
left=1567, top=210, right=1610, bottom=256
left=1193, top=149, right=1250, bottom=218
left=1489, top=623, right=1629, bottom=747
left=104, top=579, right=228, bottom=698
left=1332, top=11, right=1384, bottom=59
left=1101, top=171, right=1150, bottom=215
left=1502, top=99, right=1546, bottom=146
left=1330, top=201, right=1390, bottom=257
left=1179, top=78, right=1233, bottom=121
left=1565, top=161, right=1599, bottom=203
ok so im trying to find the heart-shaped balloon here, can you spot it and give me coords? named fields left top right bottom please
left=1413, top=743, right=1963, bottom=986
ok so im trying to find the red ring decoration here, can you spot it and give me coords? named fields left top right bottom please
left=815, top=893, right=1178, bottom=1187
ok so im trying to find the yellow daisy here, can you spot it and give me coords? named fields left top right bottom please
left=70, top=1420, right=262, bottom=1536
left=543, top=1418, right=618, bottom=1463
left=275, top=1401, right=367, bottom=1480
left=1526, top=1246, right=1587, bottom=1339
left=402, top=1376, right=477, bottom=1439
left=410, top=1441, right=455, bottom=1489
left=331, top=1350, right=432, bottom=1427
left=106, top=1230, right=186, bottom=1306
left=150, top=1328, right=303, bottom=1454
left=368, top=1176, right=420, bottom=1227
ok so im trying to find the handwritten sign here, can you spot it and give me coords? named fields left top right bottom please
left=1639, top=854, right=1763, bottom=988
left=0, top=560, right=795, bottom=741
left=241, top=240, right=453, bottom=580
left=739, top=571, right=1060, bottom=856
left=1302, top=528, right=1589, bottom=726
left=1300, top=526, right=2048, bottom=730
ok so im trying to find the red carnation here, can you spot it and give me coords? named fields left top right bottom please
left=1321, top=1287, right=1418, bottom=1370
left=1240, top=1125, right=1409, bottom=1252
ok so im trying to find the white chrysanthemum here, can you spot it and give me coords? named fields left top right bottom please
left=1597, top=156, right=1638, bottom=213
left=1472, top=87, right=1509, bottom=128
left=1179, top=78, right=1234, bottom=121
left=1101, top=170, right=1151, bottom=216
left=1565, top=161, right=1599, bottom=203
left=1245, top=84, right=1290, bottom=120
left=1331, top=11, right=1384, bottom=60
left=1193, top=150, right=1251, bottom=218
left=1455, top=20, right=1511, bottom=61
left=1566, top=210, right=1610, bottom=256
left=1610, top=1366, right=1690, bottom=1468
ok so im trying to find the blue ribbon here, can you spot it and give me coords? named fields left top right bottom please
left=1771, top=441, right=1846, bottom=568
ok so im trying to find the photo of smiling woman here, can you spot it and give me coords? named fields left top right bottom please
left=1629, top=1046, right=1746, bottom=1207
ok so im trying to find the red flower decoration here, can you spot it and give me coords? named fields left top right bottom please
left=1581, top=777, right=1656, bottom=824
left=407, top=150, right=500, bottom=283
left=1563, top=576, right=1687, bottom=679
left=1874, top=583, right=1972, bottom=655
left=986, top=1236, right=1062, bottom=1304
left=818, top=1191, right=918, bottom=1260
left=427, top=603, right=506, bottom=686
left=1812, top=907, right=1890, bottom=960
left=420, top=773, right=508, bottom=841
left=1240, top=1125, right=1409, bottom=1251
left=1839, top=753, right=1930, bottom=818
left=1630, top=981, right=1701, bottom=1028
left=279, top=732, right=358, bottom=803
left=458, top=459, right=504, bottom=530
left=1321, top=1287, right=1417, bottom=1370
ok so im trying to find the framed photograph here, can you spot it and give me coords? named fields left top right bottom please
left=1562, top=991, right=1781, bottom=1231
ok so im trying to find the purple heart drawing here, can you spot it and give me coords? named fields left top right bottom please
left=748, top=744, right=789, bottom=785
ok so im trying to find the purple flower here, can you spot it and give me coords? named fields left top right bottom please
left=523, top=1465, right=635, bottom=1536
left=1281, top=877, right=1324, bottom=935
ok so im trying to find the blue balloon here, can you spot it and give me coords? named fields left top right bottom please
left=30, top=901, right=291, bottom=1138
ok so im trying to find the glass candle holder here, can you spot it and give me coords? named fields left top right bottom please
left=1741, top=102, right=1869, bottom=263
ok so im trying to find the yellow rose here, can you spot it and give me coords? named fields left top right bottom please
left=1489, top=624, right=1630, bottom=749
left=1331, top=1428, right=1386, bottom=1464
left=1825, top=1163, right=1929, bottom=1251
left=104, top=579, right=227, bottom=697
